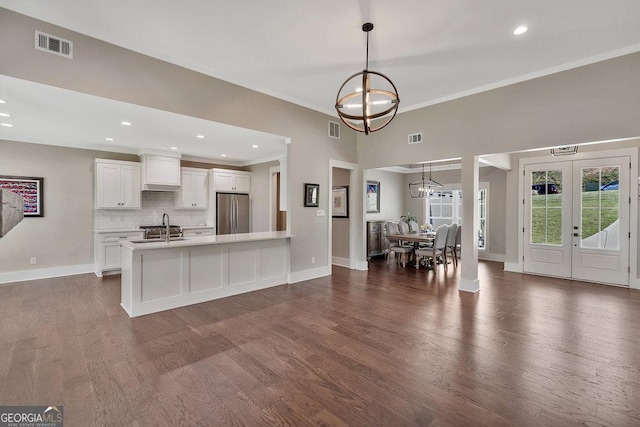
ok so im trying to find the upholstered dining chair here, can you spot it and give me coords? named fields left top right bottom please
left=415, top=224, right=448, bottom=270
left=384, top=222, right=413, bottom=267
left=445, top=223, right=458, bottom=266
left=452, top=225, right=461, bottom=266
left=408, top=220, right=420, bottom=233
left=398, top=220, right=410, bottom=234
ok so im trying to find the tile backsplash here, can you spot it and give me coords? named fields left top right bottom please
left=94, top=191, right=208, bottom=229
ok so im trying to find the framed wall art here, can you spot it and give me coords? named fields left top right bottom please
left=332, top=186, right=349, bottom=218
left=0, top=175, right=44, bottom=217
left=304, top=183, right=319, bottom=207
left=366, top=180, right=380, bottom=213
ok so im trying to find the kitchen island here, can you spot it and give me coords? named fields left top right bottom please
left=120, top=231, right=293, bottom=317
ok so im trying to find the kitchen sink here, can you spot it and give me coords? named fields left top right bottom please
left=130, top=238, right=189, bottom=244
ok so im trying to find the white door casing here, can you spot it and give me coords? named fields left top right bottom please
left=523, top=156, right=630, bottom=286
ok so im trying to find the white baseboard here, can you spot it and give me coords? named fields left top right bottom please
left=478, top=252, right=505, bottom=262
left=504, top=262, right=523, bottom=273
left=0, top=264, right=94, bottom=285
left=288, top=265, right=331, bottom=284
left=458, top=278, right=480, bottom=293
left=331, top=257, right=350, bottom=268
left=356, top=260, right=369, bottom=271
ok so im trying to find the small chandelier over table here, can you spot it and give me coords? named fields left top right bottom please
left=335, top=23, right=400, bottom=135
left=409, top=163, right=443, bottom=198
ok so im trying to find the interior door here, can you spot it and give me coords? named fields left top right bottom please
left=571, top=157, right=629, bottom=286
left=524, top=162, right=573, bottom=278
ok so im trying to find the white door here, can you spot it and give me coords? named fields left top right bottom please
left=524, top=157, right=629, bottom=286
left=524, top=162, right=573, bottom=278
left=571, top=157, right=629, bottom=286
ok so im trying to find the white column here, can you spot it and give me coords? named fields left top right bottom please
left=460, top=154, right=480, bottom=292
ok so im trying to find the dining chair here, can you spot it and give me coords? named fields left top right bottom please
left=415, top=224, right=448, bottom=270
left=408, top=220, right=420, bottom=233
left=453, top=225, right=461, bottom=266
left=384, top=222, right=413, bottom=267
left=445, top=223, right=458, bottom=267
left=398, top=220, right=410, bottom=234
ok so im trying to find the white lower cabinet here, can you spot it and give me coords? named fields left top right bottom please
left=94, top=230, right=144, bottom=277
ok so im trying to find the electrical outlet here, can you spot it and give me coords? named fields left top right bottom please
left=30, top=257, right=37, bottom=265
left=311, top=257, right=316, bottom=264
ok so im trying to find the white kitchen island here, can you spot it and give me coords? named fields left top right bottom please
left=120, top=231, right=293, bottom=317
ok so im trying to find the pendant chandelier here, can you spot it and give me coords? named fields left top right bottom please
left=409, top=163, right=443, bottom=198
left=335, top=23, right=400, bottom=135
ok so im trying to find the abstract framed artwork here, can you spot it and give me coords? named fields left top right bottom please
left=366, top=180, right=380, bottom=213
left=0, top=175, right=44, bottom=217
left=304, top=183, right=319, bottom=207
left=332, top=186, right=349, bottom=218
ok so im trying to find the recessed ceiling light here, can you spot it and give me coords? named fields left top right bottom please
left=0, top=113, right=10, bottom=117
left=1, top=123, right=13, bottom=127
left=220, top=154, right=227, bottom=157
left=513, top=26, right=528, bottom=35
left=105, top=137, right=114, bottom=141
left=121, top=121, right=132, bottom=126
left=0, top=100, right=6, bottom=104
left=252, top=144, right=259, bottom=148
left=196, top=134, right=205, bottom=139
left=170, top=146, right=178, bottom=150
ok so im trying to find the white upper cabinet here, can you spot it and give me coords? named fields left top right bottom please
left=213, top=169, right=251, bottom=193
left=177, top=168, right=208, bottom=209
left=140, top=154, right=181, bottom=191
left=95, top=159, right=141, bottom=209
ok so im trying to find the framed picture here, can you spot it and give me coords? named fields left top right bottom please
left=304, top=183, right=319, bottom=207
left=0, top=176, right=44, bottom=217
left=332, top=186, right=349, bottom=218
left=366, top=180, right=380, bottom=213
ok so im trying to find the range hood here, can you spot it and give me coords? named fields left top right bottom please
left=140, top=152, right=181, bottom=191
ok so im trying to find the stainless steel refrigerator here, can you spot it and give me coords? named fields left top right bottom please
left=216, top=193, right=250, bottom=234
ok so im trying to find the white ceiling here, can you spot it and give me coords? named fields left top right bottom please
left=2, top=1, right=640, bottom=162
left=0, top=75, right=287, bottom=165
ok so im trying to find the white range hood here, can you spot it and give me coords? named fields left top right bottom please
left=139, top=151, right=181, bottom=191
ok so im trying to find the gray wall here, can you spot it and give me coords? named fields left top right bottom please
left=0, top=9, right=358, bottom=275
left=332, top=168, right=350, bottom=260
left=365, top=169, right=405, bottom=222
left=0, top=140, right=136, bottom=271
left=357, top=52, right=640, bottom=168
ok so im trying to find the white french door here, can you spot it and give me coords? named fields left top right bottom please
left=524, top=156, right=630, bottom=286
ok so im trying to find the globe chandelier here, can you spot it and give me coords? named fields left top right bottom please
left=409, top=163, right=443, bottom=198
left=335, top=23, right=400, bottom=135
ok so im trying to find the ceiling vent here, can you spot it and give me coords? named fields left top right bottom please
left=329, top=121, right=340, bottom=139
left=34, top=30, right=73, bottom=59
left=408, top=132, right=423, bottom=144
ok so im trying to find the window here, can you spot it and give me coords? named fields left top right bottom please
left=426, top=185, right=488, bottom=250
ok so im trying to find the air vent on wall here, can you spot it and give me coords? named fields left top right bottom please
left=34, top=30, right=73, bottom=58
left=408, top=132, right=423, bottom=144
left=329, top=121, right=340, bottom=139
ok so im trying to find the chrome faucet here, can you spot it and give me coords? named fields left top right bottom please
left=162, top=213, right=170, bottom=243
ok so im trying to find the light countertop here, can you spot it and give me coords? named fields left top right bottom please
left=121, top=231, right=294, bottom=251
left=93, top=228, right=143, bottom=233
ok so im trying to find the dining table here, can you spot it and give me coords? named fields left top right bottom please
left=386, top=232, right=436, bottom=269
left=386, top=232, right=436, bottom=248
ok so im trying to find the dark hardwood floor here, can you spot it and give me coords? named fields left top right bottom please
left=1, top=259, right=639, bottom=426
